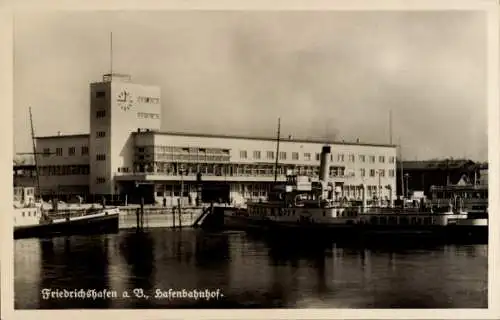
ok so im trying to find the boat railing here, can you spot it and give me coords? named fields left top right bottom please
left=48, top=206, right=118, bottom=218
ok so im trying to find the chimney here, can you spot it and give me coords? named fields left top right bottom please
left=319, top=145, right=331, bottom=183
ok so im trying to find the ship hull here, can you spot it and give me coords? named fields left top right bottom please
left=14, top=213, right=120, bottom=240
left=223, top=215, right=488, bottom=244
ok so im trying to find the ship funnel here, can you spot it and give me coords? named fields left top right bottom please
left=319, top=145, right=331, bottom=183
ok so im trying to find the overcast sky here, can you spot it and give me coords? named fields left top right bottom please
left=13, top=10, right=487, bottom=161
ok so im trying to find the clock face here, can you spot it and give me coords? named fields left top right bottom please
left=116, top=89, right=133, bottom=111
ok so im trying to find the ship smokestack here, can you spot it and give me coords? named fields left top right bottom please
left=319, top=145, right=331, bottom=183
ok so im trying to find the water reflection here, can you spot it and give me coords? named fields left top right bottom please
left=14, top=229, right=488, bottom=309
left=35, top=236, right=111, bottom=308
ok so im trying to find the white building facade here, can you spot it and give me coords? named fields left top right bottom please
left=35, top=73, right=398, bottom=205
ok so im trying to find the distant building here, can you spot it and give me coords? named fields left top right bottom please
left=13, top=164, right=37, bottom=188
left=396, top=159, right=483, bottom=197
left=478, top=163, right=488, bottom=187
left=27, top=73, right=398, bottom=205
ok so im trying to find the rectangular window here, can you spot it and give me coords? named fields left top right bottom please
left=292, top=152, right=299, bottom=161
left=96, top=110, right=106, bottom=118
left=349, top=154, right=355, bottom=162
left=96, top=177, right=106, bottom=184
left=279, top=152, right=287, bottom=160
left=379, top=156, right=385, bottom=163
left=389, top=156, right=395, bottom=163
left=240, top=150, right=247, bottom=159
left=389, top=169, right=395, bottom=177
left=266, top=151, right=274, bottom=160
left=96, top=154, right=106, bottom=161
left=379, top=169, right=385, bottom=177
left=68, top=147, right=75, bottom=156
left=370, top=169, right=376, bottom=177
left=369, top=155, right=376, bottom=163
left=316, top=153, right=320, bottom=161
left=43, top=148, right=50, bottom=157
left=359, top=155, right=366, bottom=162
left=338, top=153, right=345, bottom=162
left=81, top=146, right=89, bottom=155
left=304, top=153, right=311, bottom=161
left=56, top=148, right=63, bottom=156
left=95, top=91, right=106, bottom=98
left=253, top=151, right=261, bottom=160
left=96, top=131, right=106, bottom=138
left=360, top=168, right=366, bottom=177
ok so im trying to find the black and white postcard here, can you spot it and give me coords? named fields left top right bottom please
left=1, top=0, right=499, bottom=319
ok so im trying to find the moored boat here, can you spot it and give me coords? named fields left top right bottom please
left=14, top=186, right=120, bottom=240
left=222, top=146, right=487, bottom=243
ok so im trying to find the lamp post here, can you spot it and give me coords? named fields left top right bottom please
left=378, top=169, right=382, bottom=207
left=179, top=164, right=185, bottom=208
left=404, top=173, right=410, bottom=200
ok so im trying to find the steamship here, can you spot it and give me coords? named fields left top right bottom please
left=222, top=146, right=488, bottom=243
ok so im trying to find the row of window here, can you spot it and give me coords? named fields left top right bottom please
left=137, top=96, right=160, bottom=104
left=137, top=112, right=160, bottom=119
left=130, top=161, right=395, bottom=178
left=42, top=146, right=89, bottom=157
left=360, top=168, right=395, bottom=177
left=95, top=109, right=160, bottom=120
left=369, top=216, right=434, bottom=226
left=136, top=146, right=231, bottom=163
left=38, top=165, right=90, bottom=176
left=137, top=154, right=230, bottom=162
left=431, top=191, right=488, bottom=200
left=137, top=146, right=231, bottom=155
left=136, top=146, right=395, bottom=164
left=239, top=150, right=395, bottom=164
left=96, top=110, right=106, bottom=118
left=96, top=177, right=106, bottom=184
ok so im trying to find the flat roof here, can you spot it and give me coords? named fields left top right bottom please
left=399, top=159, right=477, bottom=170
left=35, top=134, right=89, bottom=140
left=133, top=130, right=397, bottom=148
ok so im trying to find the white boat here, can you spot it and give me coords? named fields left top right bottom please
left=223, top=146, right=487, bottom=243
left=14, top=186, right=120, bottom=239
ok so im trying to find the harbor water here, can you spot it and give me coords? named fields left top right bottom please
left=14, top=228, right=488, bottom=309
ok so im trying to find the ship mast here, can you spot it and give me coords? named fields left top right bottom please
left=389, top=109, right=393, bottom=145
left=273, top=117, right=281, bottom=183
left=399, top=138, right=405, bottom=210
left=29, top=107, right=42, bottom=199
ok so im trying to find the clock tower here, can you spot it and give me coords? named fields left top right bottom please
left=89, top=73, right=161, bottom=196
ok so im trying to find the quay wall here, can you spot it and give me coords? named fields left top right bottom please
left=45, top=204, right=208, bottom=229
left=118, top=206, right=205, bottom=229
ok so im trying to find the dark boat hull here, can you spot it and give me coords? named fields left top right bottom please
left=14, top=214, right=120, bottom=240
left=223, top=216, right=488, bottom=244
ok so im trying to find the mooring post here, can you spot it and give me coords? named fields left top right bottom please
left=178, top=198, right=182, bottom=228
left=172, top=206, right=176, bottom=228
left=140, top=197, right=144, bottom=229
left=136, top=208, right=140, bottom=232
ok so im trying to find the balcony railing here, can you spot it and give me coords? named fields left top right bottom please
left=114, top=170, right=358, bottom=181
